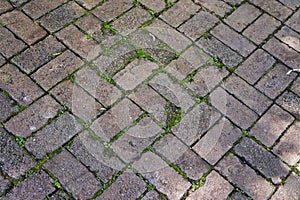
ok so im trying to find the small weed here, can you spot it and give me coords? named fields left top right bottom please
left=52, top=52, right=62, bottom=57
left=0, top=21, right=5, bottom=26
left=16, top=137, right=25, bottom=147
left=134, top=1, right=141, bottom=7
left=202, top=32, right=210, bottom=39
left=209, top=56, right=223, bottom=68
left=53, top=179, right=62, bottom=189
left=242, top=130, right=249, bottom=136
left=86, top=34, right=92, bottom=39
left=164, top=103, right=183, bottom=128
left=0, top=123, right=3, bottom=128
left=148, top=9, right=156, bottom=16
left=146, top=184, right=155, bottom=191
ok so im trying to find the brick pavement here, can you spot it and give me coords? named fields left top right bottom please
left=0, top=0, right=299, bottom=199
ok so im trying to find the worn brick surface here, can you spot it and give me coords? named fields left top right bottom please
left=195, top=0, right=232, bottom=17
left=0, top=64, right=44, bottom=106
left=0, top=55, right=5, bottom=66
left=76, top=0, right=99, bottom=9
left=231, top=192, right=248, bottom=200
left=49, top=190, right=70, bottom=200
left=0, top=93, right=19, bottom=122
left=276, top=26, right=300, bottom=52
left=235, top=49, right=275, bottom=85
left=0, top=1, right=12, bottom=14
left=278, top=0, right=300, bottom=10
left=286, top=10, right=300, bottom=32
left=9, top=0, right=27, bottom=6
left=142, top=190, right=161, bottom=200
left=271, top=173, right=300, bottom=200
left=276, top=91, right=300, bottom=119
left=250, top=104, right=294, bottom=147
left=5, top=95, right=62, bottom=137
left=186, top=171, right=233, bottom=200
left=139, top=0, right=165, bottom=12
left=45, top=150, right=102, bottom=199
left=0, top=175, right=10, bottom=196
left=291, top=77, right=300, bottom=97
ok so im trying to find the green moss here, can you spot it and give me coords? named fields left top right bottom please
left=164, top=103, right=183, bottom=128
left=16, top=137, right=25, bottom=148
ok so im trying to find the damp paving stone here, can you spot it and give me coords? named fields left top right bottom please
left=32, top=50, right=84, bottom=90
left=194, top=0, right=232, bottom=17
left=5, top=95, right=62, bottom=138
left=273, top=122, right=300, bottom=165
left=49, top=190, right=70, bottom=200
left=225, top=3, right=261, bottom=32
left=0, top=64, right=44, bottom=106
left=211, top=23, right=256, bottom=57
left=243, top=14, right=281, bottom=45
left=0, top=128, right=36, bottom=180
left=0, top=26, right=26, bottom=58
left=133, top=152, right=191, bottom=200
left=68, top=131, right=124, bottom=183
left=186, top=171, right=233, bottom=200
left=90, top=98, right=142, bottom=142
left=235, top=138, right=290, bottom=184
left=255, top=63, right=296, bottom=99
left=0, top=174, right=10, bottom=196
left=160, top=0, right=200, bottom=28
left=224, top=74, right=272, bottom=115
left=216, top=154, right=275, bottom=199
left=96, top=171, right=147, bottom=200
left=276, top=26, right=300, bottom=52
left=276, top=91, right=300, bottom=119
left=4, top=171, right=55, bottom=200
left=286, top=9, right=300, bottom=33
left=56, top=25, right=102, bottom=61
left=114, top=58, right=159, bottom=91
left=0, top=10, right=46, bottom=44
left=235, top=49, right=276, bottom=85
left=76, top=0, right=100, bottom=9
left=193, top=118, right=242, bottom=165
left=0, top=92, right=19, bottom=122
left=93, top=0, right=134, bottom=22
left=13, top=36, right=66, bottom=74
left=197, top=36, right=243, bottom=68
left=39, top=1, right=85, bottom=32
left=271, top=172, right=300, bottom=200
left=291, top=77, right=300, bottom=97
left=0, top=0, right=12, bottom=14
left=45, top=150, right=102, bottom=199
left=139, top=0, right=165, bottom=12
left=23, top=0, right=68, bottom=19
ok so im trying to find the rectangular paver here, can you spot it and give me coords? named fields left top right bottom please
left=194, top=0, right=232, bottom=17
left=276, top=26, right=300, bottom=52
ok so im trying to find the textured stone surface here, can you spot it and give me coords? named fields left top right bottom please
left=271, top=173, right=300, bottom=200
left=278, top=0, right=300, bottom=10
left=276, top=26, right=300, bottom=52
left=276, top=91, right=300, bottom=119
left=195, top=0, right=232, bottom=17
left=0, top=175, right=10, bottom=196
left=49, top=190, right=71, bottom=200
left=0, top=1, right=12, bottom=14
left=76, top=0, right=99, bottom=9
left=0, top=93, right=19, bottom=122
left=291, top=77, right=300, bottom=97
left=139, top=0, right=165, bottom=12
left=286, top=10, right=300, bottom=32
left=142, top=190, right=162, bottom=200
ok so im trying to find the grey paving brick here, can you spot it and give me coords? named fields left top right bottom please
left=9, top=0, right=27, bottom=6
left=0, top=55, right=5, bottom=66
left=243, top=14, right=281, bottom=45
left=0, top=1, right=12, bottom=14
left=5, top=95, right=62, bottom=138
left=45, top=150, right=102, bottom=199
left=235, top=49, right=276, bottom=85
left=13, top=36, right=66, bottom=74
left=0, top=175, right=10, bottom=196
left=286, top=10, right=300, bottom=34
left=4, top=171, right=55, bottom=200
left=139, top=0, right=165, bottom=12
left=223, top=0, right=244, bottom=5
left=217, top=154, right=274, bottom=200
left=274, top=122, right=300, bottom=165
left=212, top=23, right=256, bottom=57
left=276, top=91, right=300, bottom=119
left=278, top=0, right=300, bottom=10
left=39, top=2, right=85, bottom=32
left=49, top=190, right=70, bottom=200
left=142, top=190, right=161, bottom=200
left=225, top=3, right=261, bottom=32
left=276, top=26, right=300, bottom=52
left=271, top=173, right=300, bottom=200
left=0, top=64, right=44, bottom=106
left=76, top=0, right=100, bottom=9
left=291, top=77, right=300, bottom=97
left=231, top=192, right=248, bottom=200
left=194, top=0, right=232, bottom=17
left=0, top=128, right=36, bottom=180
left=0, top=93, right=19, bottom=122
left=186, top=171, right=233, bottom=200
left=250, top=104, right=294, bottom=147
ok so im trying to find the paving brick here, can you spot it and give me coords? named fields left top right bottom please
left=243, top=14, right=281, bottom=45
left=93, top=0, right=134, bottom=22
left=4, top=171, right=55, bottom=200
left=186, top=171, right=233, bottom=200
left=49, top=190, right=70, bottom=200
left=212, top=23, right=256, bottom=57
left=23, top=0, right=68, bottom=19
left=271, top=173, right=300, bottom=200
left=32, top=50, right=84, bottom=90
left=0, top=128, right=36, bottom=179
left=0, top=175, right=10, bottom=196
left=0, top=10, right=46, bottom=44
left=97, top=171, right=146, bottom=200
left=225, top=3, right=261, bottom=32
left=0, top=54, right=5, bottom=66
left=0, top=1, right=12, bottom=14
left=39, top=2, right=85, bottom=32
left=25, top=113, right=82, bottom=159
left=274, top=122, right=300, bottom=165
left=179, top=10, right=218, bottom=41
left=291, top=77, right=300, bottom=97
left=133, top=152, right=191, bottom=200
left=0, top=64, right=44, bottom=106
left=76, top=0, right=100, bottom=9
left=45, top=150, right=102, bottom=199
left=278, top=0, right=300, bottom=10
left=250, top=104, right=294, bottom=147
left=235, top=138, right=289, bottom=184
left=111, top=117, right=162, bottom=163
left=56, top=25, right=102, bottom=61
left=142, top=190, right=161, bottom=200
left=149, top=73, right=195, bottom=112
left=0, top=26, right=26, bottom=58
left=216, top=154, right=274, bottom=199
left=0, top=93, right=19, bottom=122
left=194, top=118, right=242, bottom=165
left=250, top=0, right=292, bottom=21
left=161, top=0, right=199, bottom=27
left=276, top=91, right=300, bottom=119
left=286, top=10, right=300, bottom=34
left=166, top=45, right=210, bottom=80
left=90, top=98, right=142, bottom=142
left=223, top=0, right=244, bottom=5
left=231, top=192, right=248, bottom=200
left=235, top=49, right=276, bottom=85
left=68, top=131, right=124, bottom=182
left=139, top=0, right=165, bottom=12
left=255, top=63, right=296, bottom=99
left=5, top=95, right=62, bottom=138
left=75, top=66, right=122, bottom=107
left=224, top=74, right=272, bottom=115
left=211, top=88, right=258, bottom=129
left=194, top=0, right=232, bottom=17
left=114, top=59, right=159, bottom=91
left=197, top=36, right=243, bottom=68
left=13, top=36, right=66, bottom=74
left=9, top=0, right=27, bottom=7
left=172, top=103, right=221, bottom=145
left=276, top=26, right=300, bottom=52
left=112, top=7, right=151, bottom=35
